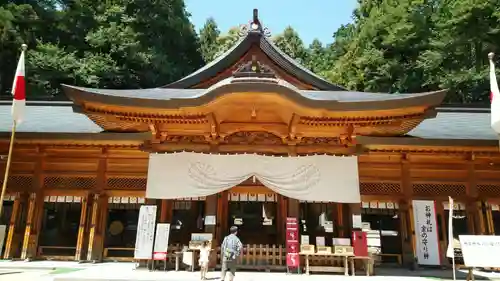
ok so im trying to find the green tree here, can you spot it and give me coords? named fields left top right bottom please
left=273, top=26, right=307, bottom=63
left=305, top=39, right=329, bottom=76
left=418, top=0, right=500, bottom=103
left=199, top=17, right=220, bottom=63
left=1, top=0, right=203, bottom=97
left=215, top=26, right=241, bottom=57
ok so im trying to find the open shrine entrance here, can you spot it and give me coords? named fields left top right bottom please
left=103, top=196, right=144, bottom=260
left=360, top=201, right=403, bottom=265
left=226, top=185, right=279, bottom=245
left=38, top=196, right=82, bottom=259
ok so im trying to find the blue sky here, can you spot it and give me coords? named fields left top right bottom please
left=185, top=0, right=357, bottom=45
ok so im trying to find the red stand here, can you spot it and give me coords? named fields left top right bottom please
left=352, top=231, right=368, bottom=257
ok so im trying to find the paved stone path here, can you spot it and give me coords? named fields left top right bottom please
left=0, top=261, right=499, bottom=281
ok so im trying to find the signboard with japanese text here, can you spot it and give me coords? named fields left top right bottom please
left=459, top=235, right=500, bottom=268
left=286, top=217, right=300, bottom=268
left=134, top=205, right=157, bottom=260
left=153, top=223, right=171, bottom=260
left=412, top=200, right=441, bottom=265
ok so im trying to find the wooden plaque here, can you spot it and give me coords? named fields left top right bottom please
left=316, top=246, right=332, bottom=255
left=333, top=245, right=354, bottom=256
left=300, top=244, right=315, bottom=255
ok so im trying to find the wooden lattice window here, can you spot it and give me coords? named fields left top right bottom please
left=0, top=175, right=33, bottom=191
left=413, top=183, right=466, bottom=196
left=477, top=184, right=500, bottom=197
left=106, top=177, right=147, bottom=190
left=43, top=176, right=96, bottom=189
left=360, top=182, right=401, bottom=195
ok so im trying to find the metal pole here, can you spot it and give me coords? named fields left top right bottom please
left=0, top=121, right=17, bottom=218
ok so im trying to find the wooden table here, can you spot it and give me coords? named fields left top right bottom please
left=300, top=252, right=352, bottom=276
left=348, top=256, right=374, bottom=276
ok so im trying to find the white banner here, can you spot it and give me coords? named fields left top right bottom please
left=459, top=235, right=500, bottom=268
left=412, top=200, right=441, bottom=265
left=134, top=205, right=157, bottom=260
left=147, top=152, right=360, bottom=203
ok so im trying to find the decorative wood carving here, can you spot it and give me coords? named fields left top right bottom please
left=223, top=131, right=284, bottom=145
left=233, top=55, right=277, bottom=79
left=299, top=137, right=341, bottom=146
left=164, top=135, right=209, bottom=144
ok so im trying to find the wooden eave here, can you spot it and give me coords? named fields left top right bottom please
left=0, top=132, right=148, bottom=148
left=60, top=79, right=448, bottom=145
left=62, top=82, right=447, bottom=112
left=357, top=136, right=500, bottom=154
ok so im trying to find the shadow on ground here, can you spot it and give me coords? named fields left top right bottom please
left=376, top=268, right=495, bottom=280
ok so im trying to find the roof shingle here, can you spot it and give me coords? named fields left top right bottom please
left=0, top=104, right=497, bottom=141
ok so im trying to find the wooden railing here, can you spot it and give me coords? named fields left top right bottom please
left=100, top=244, right=402, bottom=271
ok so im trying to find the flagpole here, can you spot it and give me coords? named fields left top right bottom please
left=0, top=43, right=26, bottom=218
left=447, top=196, right=456, bottom=281
left=0, top=120, right=17, bottom=218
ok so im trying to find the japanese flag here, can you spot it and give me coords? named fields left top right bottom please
left=489, top=52, right=500, bottom=134
left=11, top=45, right=27, bottom=124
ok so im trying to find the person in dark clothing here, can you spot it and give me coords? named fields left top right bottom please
left=220, top=226, right=242, bottom=281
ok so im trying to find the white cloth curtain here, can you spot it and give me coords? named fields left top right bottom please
left=146, top=152, right=360, bottom=203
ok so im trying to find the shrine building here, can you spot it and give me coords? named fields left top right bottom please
left=0, top=10, right=499, bottom=270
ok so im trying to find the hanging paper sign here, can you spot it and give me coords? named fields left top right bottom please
left=134, top=205, right=157, bottom=260
left=153, top=223, right=171, bottom=260
left=412, top=200, right=441, bottom=265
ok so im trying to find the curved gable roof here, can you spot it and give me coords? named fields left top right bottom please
left=164, top=30, right=345, bottom=91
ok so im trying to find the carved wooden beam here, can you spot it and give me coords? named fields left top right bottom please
left=205, top=113, right=220, bottom=144
left=142, top=141, right=357, bottom=155
left=287, top=113, right=302, bottom=145
left=148, top=123, right=160, bottom=144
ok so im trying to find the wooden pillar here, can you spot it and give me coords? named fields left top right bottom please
left=20, top=192, right=44, bottom=260
left=75, top=194, right=89, bottom=261
left=287, top=198, right=299, bottom=218
left=398, top=200, right=415, bottom=268
left=466, top=156, right=481, bottom=235
left=336, top=203, right=344, bottom=237
left=436, top=200, right=450, bottom=267
left=3, top=193, right=22, bottom=259
left=485, top=204, right=495, bottom=235
left=400, top=154, right=415, bottom=267
left=216, top=191, right=228, bottom=243
left=348, top=203, right=361, bottom=230
left=276, top=195, right=288, bottom=245
left=204, top=195, right=217, bottom=267
left=204, top=195, right=217, bottom=234
left=160, top=199, right=172, bottom=223
left=86, top=193, right=108, bottom=262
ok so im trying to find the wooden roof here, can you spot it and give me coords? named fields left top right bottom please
left=23, top=10, right=464, bottom=153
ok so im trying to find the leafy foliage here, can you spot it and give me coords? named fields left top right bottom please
left=0, top=0, right=203, bottom=97
left=1, top=0, right=498, bottom=103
